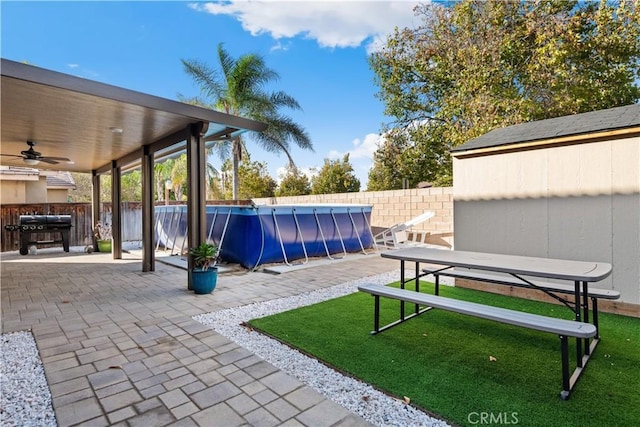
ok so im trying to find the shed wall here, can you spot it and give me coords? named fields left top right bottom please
left=453, top=136, right=640, bottom=308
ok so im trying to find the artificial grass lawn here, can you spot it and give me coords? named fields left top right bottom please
left=249, top=281, right=640, bottom=427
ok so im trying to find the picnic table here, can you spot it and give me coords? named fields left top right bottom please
left=359, top=247, right=615, bottom=399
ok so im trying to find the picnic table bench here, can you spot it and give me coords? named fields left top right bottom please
left=358, top=283, right=597, bottom=400
left=361, top=247, right=615, bottom=400
left=421, top=267, right=620, bottom=341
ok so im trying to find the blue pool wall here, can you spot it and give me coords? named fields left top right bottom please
left=154, top=204, right=375, bottom=269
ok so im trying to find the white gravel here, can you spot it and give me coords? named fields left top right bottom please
left=194, top=271, right=451, bottom=427
left=0, top=331, right=56, bottom=427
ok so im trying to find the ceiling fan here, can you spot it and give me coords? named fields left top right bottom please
left=1, top=140, right=73, bottom=165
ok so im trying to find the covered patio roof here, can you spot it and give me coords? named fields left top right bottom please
left=1, top=58, right=266, bottom=172
left=1, top=58, right=267, bottom=275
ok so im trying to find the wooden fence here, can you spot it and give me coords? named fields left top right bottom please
left=0, top=202, right=144, bottom=252
left=0, top=201, right=250, bottom=252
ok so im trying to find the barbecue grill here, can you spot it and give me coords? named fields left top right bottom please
left=4, top=215, right=72, bottom=255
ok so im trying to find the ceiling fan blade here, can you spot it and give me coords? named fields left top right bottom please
left=38, top=158, right=60, bottom=164
left=0, top=154, right=24, bottom=158
left=41, top=156, right=72, bottom=162
left=3, top=141, right=72, bottom=165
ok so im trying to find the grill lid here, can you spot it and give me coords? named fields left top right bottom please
left=19, top=215, right=72, bottom=225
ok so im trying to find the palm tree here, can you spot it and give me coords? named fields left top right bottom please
left=171, top=155, right=187, bottom=201
left=154, top=158, right=175, bottom=202
left=181, top=43, right=313, bottom=199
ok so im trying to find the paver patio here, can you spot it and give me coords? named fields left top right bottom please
left=1, top=248, right=398, bottom=426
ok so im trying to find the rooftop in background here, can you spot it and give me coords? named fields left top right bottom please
left=44, top=171, right=76, bottom=190
left=452, top=104, right=640, bottom=153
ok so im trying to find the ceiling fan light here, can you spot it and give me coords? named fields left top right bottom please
left=23, top=158, right=40, bottom=165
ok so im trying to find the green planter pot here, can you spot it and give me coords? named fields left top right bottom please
left=191, top=267, right=218, bottom=294
left=97, top=240, right=112, bottom=253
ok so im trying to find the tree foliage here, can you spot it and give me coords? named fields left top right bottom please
left=170, top=154, right=188, bottom=201
left=69, top=172, right=92, bottom=202
left=367, top=123, right=451, bottom=190
left=369, top=0, right=640, bottom=187
left=276, top=164, right=311, bottom=196
left=121, top=170, right=142, bottom=202
left=181, top=43, right=313, bottom=199
left=155, top=158, right=174, bottom=202
left=219, top=157, right=276, bottom=199
left=310, top=154, right=360, bottom=195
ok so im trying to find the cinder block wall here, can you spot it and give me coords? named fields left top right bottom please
left=253, top=187, right=454, bottom=247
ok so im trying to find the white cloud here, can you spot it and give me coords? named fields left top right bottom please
left=67, top=63, right=79, bottom=68
left=189, top=1, right=418, bottom=52
left=328, top=132, right=381, bottom=160
left=270, top=40, right=292, bottom=53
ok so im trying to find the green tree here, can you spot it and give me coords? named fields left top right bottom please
left=310, top=154, right=360, bottom=195
left=171, top=154, right=187, bottom=201
left=205, top=162, right=220, bottom=200
left=121, top=170, right=142, bottom=202
left=367, top=123, right=451, bottom=190
left=100, top=175, right=111, bottom=202
left=219, top=157, right=276, bottom=199
left=238, top=160, right=277, bottom=199
left=369, top=0, right=640, bottom=186
left=155, top=158, right=175, bottom=202
left=181, top=43, right=313, bottom=199
left=276, top=163, right=311, bottom=196
left=69, top=172, right=92, bottom=202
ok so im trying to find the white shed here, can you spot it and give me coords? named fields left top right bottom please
left=451, top=104, right=640, bottom=315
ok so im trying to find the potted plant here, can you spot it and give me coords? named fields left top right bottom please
left=189, top=242, right=219, bottom=294
left=94, top=222, right=112, bottom=253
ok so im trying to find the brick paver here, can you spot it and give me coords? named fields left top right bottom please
left=1, top=249, right=398, bottom=426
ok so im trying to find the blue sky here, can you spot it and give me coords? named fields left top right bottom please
left=1, top=1, right=421, bottom=188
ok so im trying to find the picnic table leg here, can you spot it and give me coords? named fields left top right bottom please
left=573, top=281, right=581, bottom=322
left=592, top=297, right=599, bottom=339
left=560, top=335, right=571, bottom=400
left=369, top=295, right=381, bottom=334
left=582, top=281, right=591, bottom=355
left=400, top=260, right=405, bottom=320
left=573, top=280, right=583, bottom=368
left=415, top=262, right=420, bottom=314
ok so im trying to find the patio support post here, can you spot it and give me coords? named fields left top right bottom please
left=141, top=145, right=155, bottom=272
left=91, top=171, right=100, bottom=251
left=111, top=161, right=123, bottom=259
left=186, top=121, right=209, bottom=290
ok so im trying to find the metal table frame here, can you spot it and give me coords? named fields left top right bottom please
left=381, top=247, right=613, bottom=392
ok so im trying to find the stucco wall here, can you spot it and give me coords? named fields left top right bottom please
left=253, top=187, right=454, bottom=247
left=453, top=135, right=640, bottom=312
left=1, top=177, right=70, bottom=204
left=0, top=181, right=26, bottom=204
left=47, top=189, right=70, bottom=203
left=25, top=177, right=48, bottom=203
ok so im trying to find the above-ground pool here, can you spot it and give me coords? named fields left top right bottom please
left=154, top=204, right=376, bottom=269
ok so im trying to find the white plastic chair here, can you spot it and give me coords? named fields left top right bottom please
left=374, top=211, right=435, bottom=248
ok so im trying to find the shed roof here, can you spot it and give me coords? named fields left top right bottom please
left=452, top=104, right=640, bottom=153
